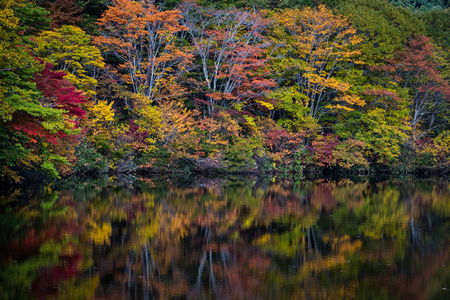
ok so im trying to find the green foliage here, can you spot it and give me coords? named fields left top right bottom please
left=337, top=0, right=425, bottom=64
left=13, top=1, right=50, bottom=35
left=269, top=86, right=320, bottom=133
left=0, top=1, right=43, bottom=121
left=419, top=8, right=450, bottom=48
left=333, top=139, right=369, bottom=169
left=337, top=108, right=410, bottom=163
left=389, top=0, right=448, bottom=11
left=40, top=154, right=69, bottom=178
left=138, top=147, right=173, bottom=171
left=0, top=127, right=33, bottom=182
left=291, top=150, right=305, bottom=175
left=74, top=0, right=108, bottom=33
left=224, top=136, right=262, bottom=172
left=154, top=0, right=185, bottom=10
left=73, top=142, right=109, bottom=174
left=195, top=0, right=318, bottom=10
left=235, top=0, right=314, bottom=9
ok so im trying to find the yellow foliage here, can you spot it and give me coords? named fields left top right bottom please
left=254, top=99, right=275, bottom=110
left=134, top=94, right=162, bottom=152
left=86, top=221, right=111, bottom=246
left=158, top=101, right=197, bottom=147
left=89, top=100, right=115, bottom=125
left=268, top=5, right=364, bottom=118
left=35, top=25, right=105, bottom=96
left=416, top=131, right=450, bottom=166
left=0, top=3, right=18, bottom=31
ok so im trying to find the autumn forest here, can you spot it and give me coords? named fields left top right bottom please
left=1, top=0, right=450, bottom=182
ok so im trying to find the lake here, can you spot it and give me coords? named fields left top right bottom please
left=1, top=176, right=449, bottom=299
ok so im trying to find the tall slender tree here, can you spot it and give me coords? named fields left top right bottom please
left=180, top=1, right=276, bottom=118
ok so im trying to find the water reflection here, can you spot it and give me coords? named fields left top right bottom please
left=1, top=177, right=449, bottom=299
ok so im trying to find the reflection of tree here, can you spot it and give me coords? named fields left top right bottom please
left=0, top=186, right=98, bottom=300
left=1, top=178, right=450, bottom=299
left=115, top=179, right=450, bottom=299
left=97, top=181, right=359, bottom=298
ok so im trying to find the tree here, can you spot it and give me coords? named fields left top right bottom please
left=12, top=0, right=50, bottom=35
left=379, top=35, right=450, bottom=139
left=335, top=87, right=411, bottom=163
left=332, top=0, right=430, bottom=163
left=95, top=0, right=192, bottom=102
left=8, top=62, right=86, bottom=176
left=0, top=0, right=47, bottom=180
left=268, top=5, right=364, bottom=122
left=41, top=0, right=83, bottom=29
left=180, top=1, right=276, bottom=118
left=388, top=0, right=448, bottom=11
left=0, top=1, right=87, bottom=180
left=35, top=25, right=104, bottom=95
left=1, top=63, right=86, bottom=181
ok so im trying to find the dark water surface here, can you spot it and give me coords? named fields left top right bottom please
left=1, top=176, right=450, bottom=300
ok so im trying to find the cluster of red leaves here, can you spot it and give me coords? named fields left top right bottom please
left=128, top=119, right=149, bottom=150
left=264, top=129, right=303, bottom=153
left=31, top=253, right=82, bottom=300
left=377, top=35, right=450, bottom=101
left=8, top=63, right=86, bottom=147
left=311, top=134, right=340, bottom=167
left=10, top=113, right=60, bottom=145
left=35, top=63, right=87, bottom=118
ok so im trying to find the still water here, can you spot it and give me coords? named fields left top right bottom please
left=1, top=176, right=449, bottom=300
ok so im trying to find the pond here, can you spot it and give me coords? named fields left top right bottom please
left=1, top=176, right=449, bottom=299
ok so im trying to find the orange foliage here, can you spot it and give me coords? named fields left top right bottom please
left=95, top=0, right=192, bottom=101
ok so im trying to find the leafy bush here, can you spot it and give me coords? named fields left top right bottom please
left=224, top=137, right=261, bottom=172
left=74, top=143, right=109, bottom=174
